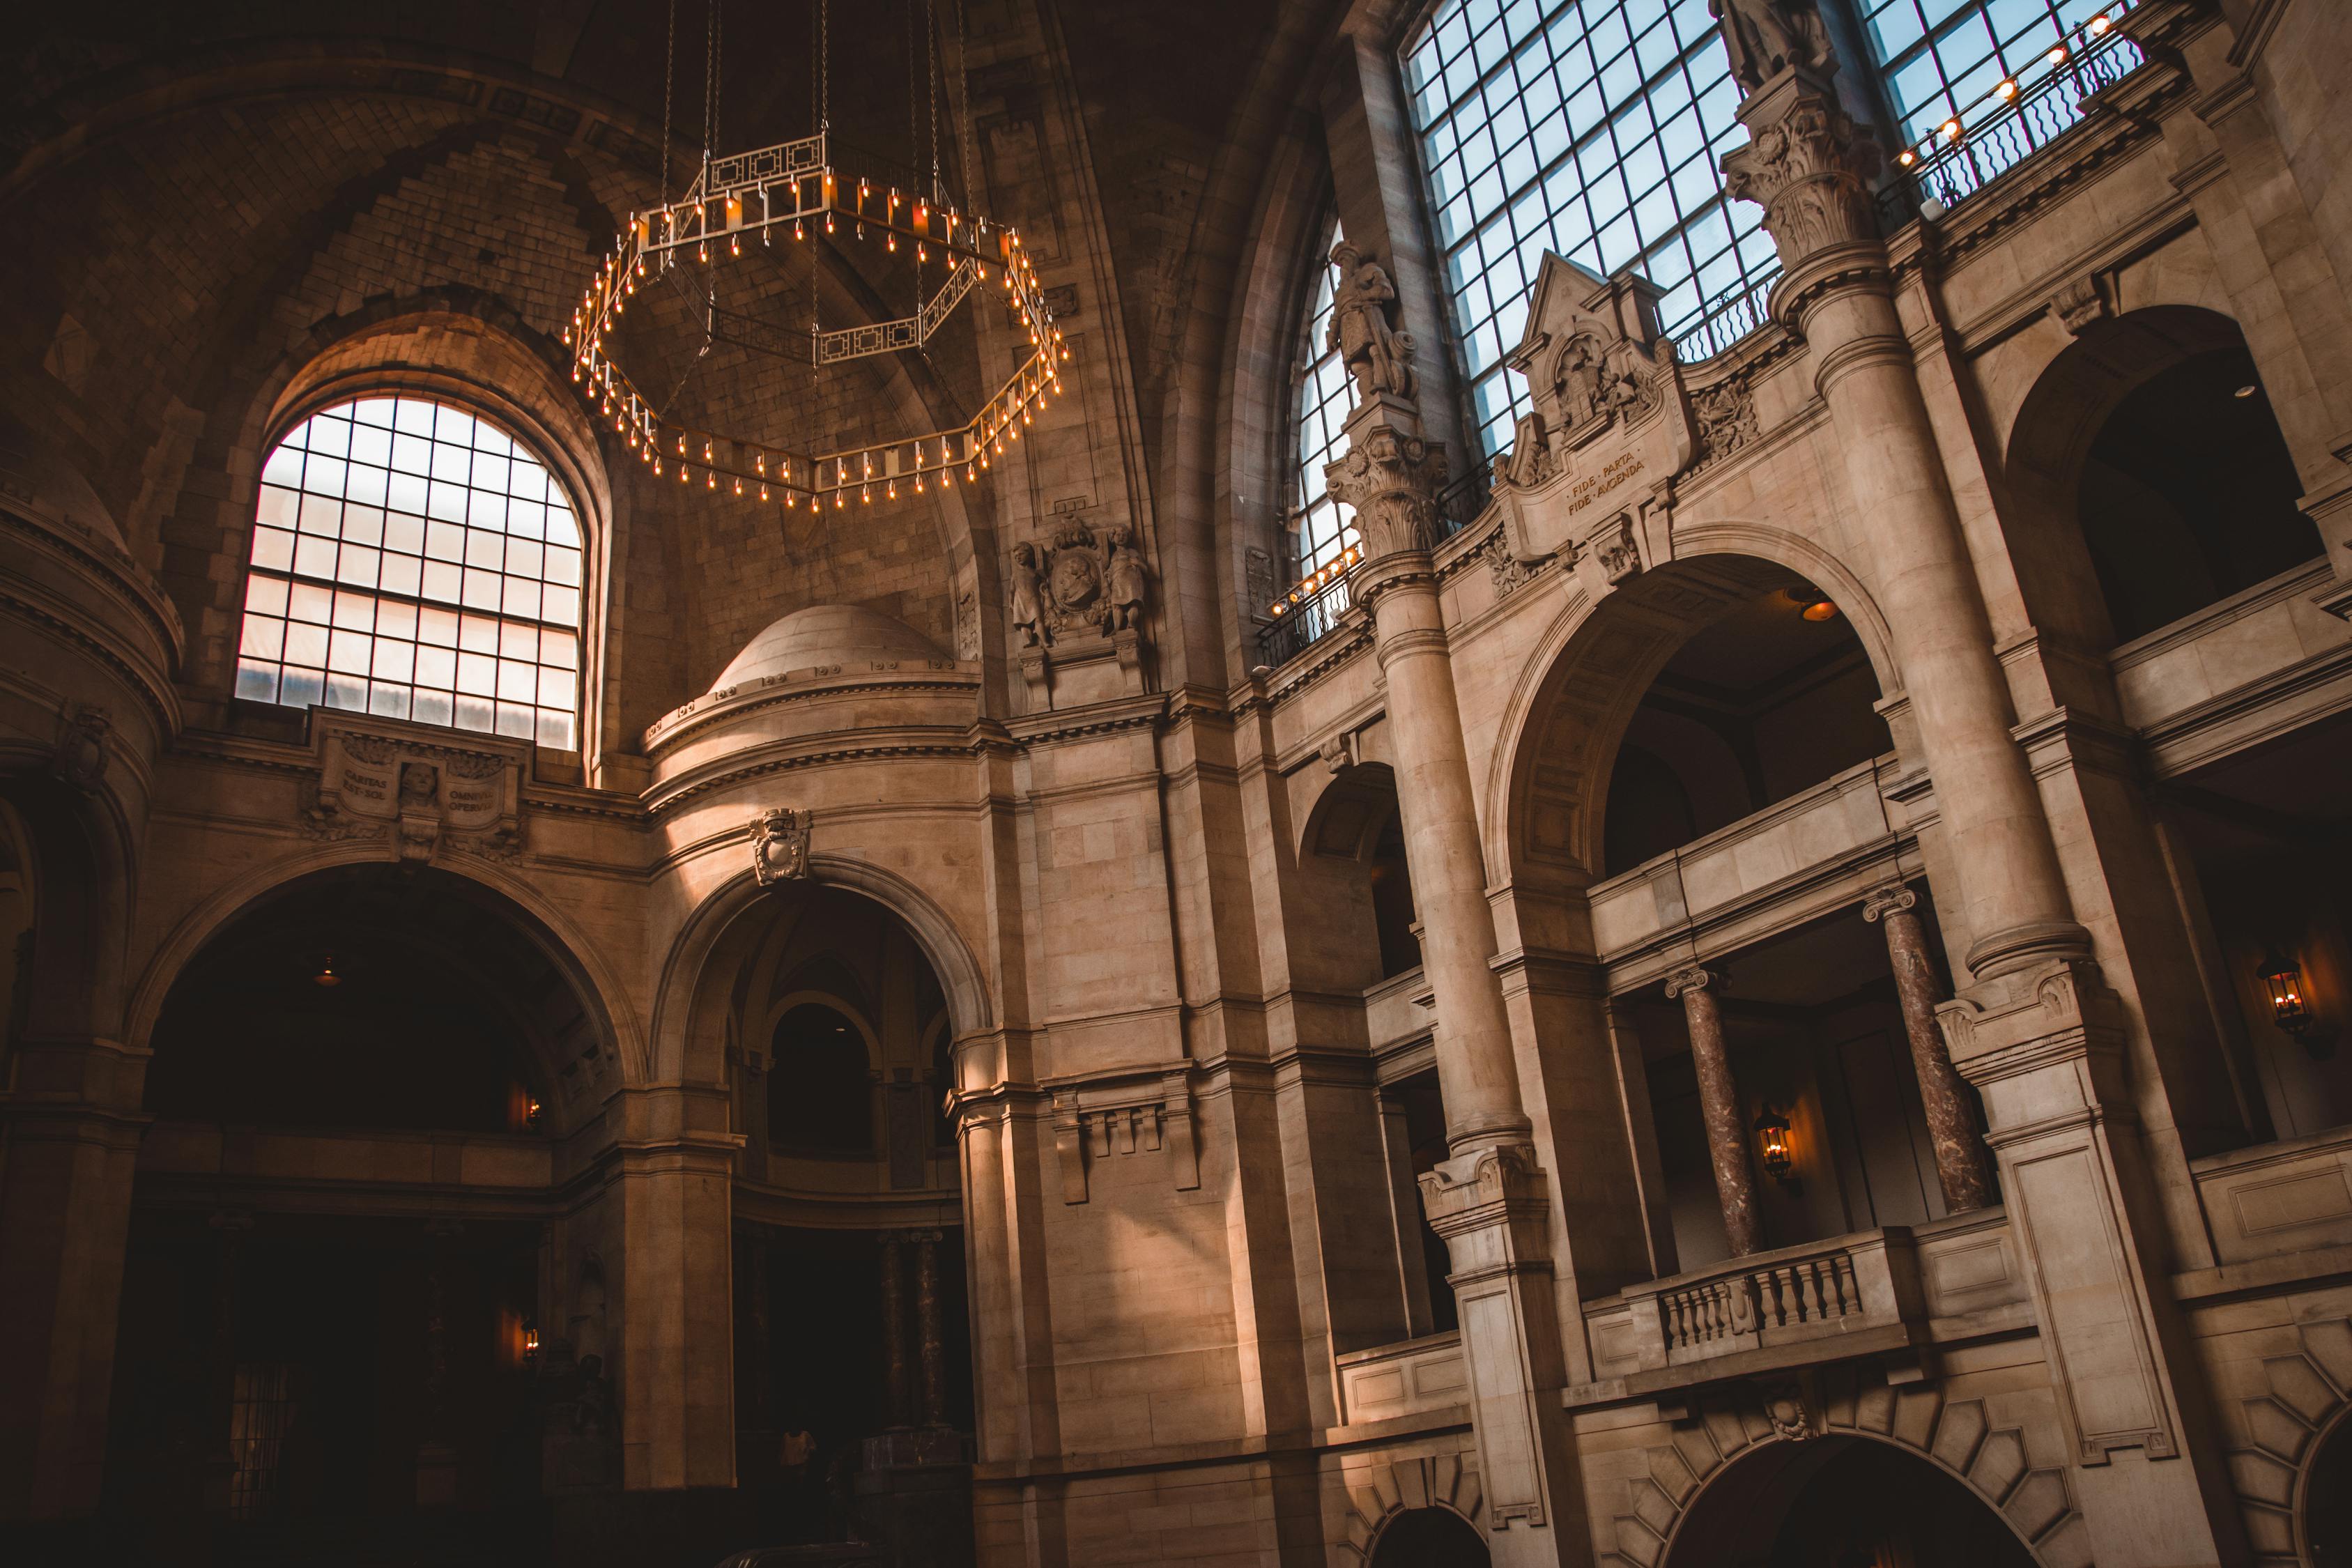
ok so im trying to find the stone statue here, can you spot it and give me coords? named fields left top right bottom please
left=1326, top=243, right=1417, bottom=403
left=1009, top=541, right=1050, bottom=647
left=1107, top=528, right=1148, bottom=632
left=571, top=1353, right=611, bottom=1436
left=1710, top=0, right=1836, bottom=94
left=1554, top=332, right=1606, bottom=430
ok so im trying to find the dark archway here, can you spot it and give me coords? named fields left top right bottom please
left=1301, top=762, right=1422, bottom=984
left=2006, top=305, right=2320, bottom=653
left=144, top=863, right=595, bottom=1135
left=1597, top=576, right=1889, bottom=877
left=768, top=1001, right=875, bottom=1153
left=1367, top=1505, right=1489, bottom=1568
left=1665, top=1434, right=2038, bottom=1568
left=2307, top=1406, right=2352, bottom=1568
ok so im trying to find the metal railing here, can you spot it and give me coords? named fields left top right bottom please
left=1256, top=569, right=1355, bottom=668
left=1886, top=9, right=2145, bottom=224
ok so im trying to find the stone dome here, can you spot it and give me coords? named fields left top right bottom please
left=712, top=604, right=944, bottom=689
left=0, top=414, right=127, bottom=551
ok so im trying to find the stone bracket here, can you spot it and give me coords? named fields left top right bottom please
left=1050, top=1069, right=1199, bottom=1204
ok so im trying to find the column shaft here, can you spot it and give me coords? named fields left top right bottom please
left=1666, top=969, right=1760, bottom=1256
left=878, top=1234, right=911, bottom=1428
left=1864, top=886, right=1997, bottom=1211
left=914, top=1231, right=947, bottom=1427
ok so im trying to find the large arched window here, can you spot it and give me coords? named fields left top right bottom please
left=1289, top=218, right=1358, bottom=583
left=235, top=395, right=585, bottom=748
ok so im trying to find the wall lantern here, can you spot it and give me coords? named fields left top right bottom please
left=313, top=953, right=341, bottom=988
left=1800, top=599, right=1840, bottom=622
left=522, top=1319, right=540, bottom=1363
left=1753, top=1105, right=1795, bottom=1183
left=2260, top=948, right=2312, bottom=1036
left=525, top=1096, right=544, bottom=1132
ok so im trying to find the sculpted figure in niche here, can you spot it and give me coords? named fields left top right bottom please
left=1711, top=0, right=1836, bottom=93
left=1107, top=528, right=1148, bottom=631
left=1327, top=243, right=1417, bottom=403
left=1045, top=527, right=1106, bottom=633
left=399, top=761, right=438, bottom=807
left=1009, top=541, right=1051, bottom=647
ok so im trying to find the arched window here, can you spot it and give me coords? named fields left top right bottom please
left=1289, top=218, right=1359, bottom=583
left=235, top=395, right=585, bottom=748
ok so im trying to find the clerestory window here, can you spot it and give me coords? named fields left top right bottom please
left=1289, top=217, right=1360, bottom=584
left=234, top=395, right=584, bottom=749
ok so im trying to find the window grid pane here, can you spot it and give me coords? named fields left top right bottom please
left=235, top=395, right=583, bottom=750
left=1404, top=0, right=1776, bottom=460
left=1865, top=0, right=2126, bottom=151
left=1288, top=220, right=1361, bottom=585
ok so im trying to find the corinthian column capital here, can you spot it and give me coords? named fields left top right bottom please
left=1324, top=397, right=1449, bottom=564
left=1721, top=72, right=1882, bottom=274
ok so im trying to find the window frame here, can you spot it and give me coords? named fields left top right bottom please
left=1284, top=213, right=1361, bottom=590
left=233, top=387, right=597, bottom=754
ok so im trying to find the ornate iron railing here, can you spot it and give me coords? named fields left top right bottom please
left=1256, top=569, right=1355, bottom=668
left=1886, top=8, right=2145, bottom=225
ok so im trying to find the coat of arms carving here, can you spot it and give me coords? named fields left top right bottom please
left=751, top=808, right=810, bottom=886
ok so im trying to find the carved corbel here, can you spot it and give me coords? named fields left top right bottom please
left=1053, top=1090, right=1087, bottom=1204
left=1163, top=1069, right=1201, bottom=1191
left=1321, top=729, right=1361, bottom=774
left=2049, top=274, right=2112, bottom=336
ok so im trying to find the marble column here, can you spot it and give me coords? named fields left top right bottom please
left=912, top=1229, right=947, bottom=1428
left=206, top=1211, right=251, bottom=1514
left=1862, top=884, right=1996, bottom=1211
left=1721, top=40, right=2245, bottom=1560
left=878, top=1233, right=911, bottom=1429
left=1325, top=280, right=1582, bottom=1566
left=1663, top=967, right=1761, bottom=1256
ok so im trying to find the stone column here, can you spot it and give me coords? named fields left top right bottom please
left=912, top=1230, right=947, bottom=1428
left=1722, top=38, right=2245, bottom=1561
left=1663, top=967, right=1760, bottom=1256
left=205, top=1210, right=252, bottom=1514
left=735, top=1226, right=772, bottom=1434
left=878, top=1233, right=911, bottom=1429
left=1861, top=884, right=1995, bottom=1211
left=1326, top=289, right=1585, bottom=1565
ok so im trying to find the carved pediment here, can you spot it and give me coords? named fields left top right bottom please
left=1493, top=253, right=1698, bottom=571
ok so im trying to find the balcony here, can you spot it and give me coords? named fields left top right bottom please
left=1574, top=1212, right=2029, bottom=1404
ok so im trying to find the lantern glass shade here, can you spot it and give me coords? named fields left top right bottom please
left=1753, top=1106, right=1794, bottom=1181
left=2260, top=950, right=2310, bottom=1035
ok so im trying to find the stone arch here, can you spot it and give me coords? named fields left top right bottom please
left=1485, top=533, right=1896, bottom=899
left=1339, top=1450, right=1485, bottom=1564
left=1608, top=1369, right=2089, bottom=1568
left=123, top=841, right=640, bottom=1093
left=2228, top=1316, right=2352, bottom=1565
left=1999, top=303, right=2317, bottom=656
left=1296, top=760, right=1421, bottom=987
left=650, top=853, right=994, bottom=1089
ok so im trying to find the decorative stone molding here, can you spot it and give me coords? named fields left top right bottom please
left=49, top=700, right=109, bottom=793
left=1604, top=1367, right=2089, bottom=1567
left=1008, top=521, right=1151, bottom=706
left=1690, top=374, right=1760, bottom=469
left=1721, top=72, right=1881, bottom=275
left=1049, top=1069, right=1200, bottom=1204
left=1339, top=1453, right=1484, bottom=1564
left=297, top=711, right=527, bottom=863
left=1488, top=256, right=1695, bottom=579
left=1486, top=532, right=1545, bottom=599
left=1321, top=728, right=1362, bottom=774
left=2227, top=1316, right=2352, bottom=1565
left=1325, top=402, right=1447, bottom=562
left=2048, top=274, right=2113, bottom=336
left=749, top=806, right=810, bottom=886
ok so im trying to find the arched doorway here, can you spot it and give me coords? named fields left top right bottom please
left=108, top=863, right=607, bottom=1560
left=695, top=879, right=976, bottom=1556
left=2305, top=1408, right=2352, bottom=1567
left=2006, top=305, right=2320, bottom=652
left=1666, top=1435, right=2039, bottom=1568
left=1367, top=1503, right=1489, bottom=1567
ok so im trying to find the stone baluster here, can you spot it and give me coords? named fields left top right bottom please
left=1863, top=883, right=1998, bottom=1211
left=1663, top=965, right=1762, bottom=1256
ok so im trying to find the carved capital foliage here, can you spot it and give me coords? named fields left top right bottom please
left=1324, top=418, right=1447, bottom=562
left=1722, top=86, right=1881, bottom=271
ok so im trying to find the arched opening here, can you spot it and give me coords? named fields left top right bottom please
left=2161, top=709, right=2352, bottom=1142
left=144, top=863, right=580, bottom=1134
left=700, top=880, right=973, bottom=1553
left=1665, top=1434, right=2037, bottom=1568
left=1367, top=1504, right=1489, bottom=1567
left=1599, top=576, right=1888, bottom=877
left=2305, top=1407, right=2352, bottom=1567
left=2006, top=306, right=2321, bottom=653
left=769, top=1001, right=877, bottom=1154
left=1302, top=763, right=1422, bottom=985
left=110, top=863, right=606, bottom=1555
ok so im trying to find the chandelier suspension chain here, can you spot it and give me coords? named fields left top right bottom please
left=661, top=0, right=677, bottom=208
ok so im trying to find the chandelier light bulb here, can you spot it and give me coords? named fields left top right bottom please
left=795, top=217, right=806, bottom=240
left=699, top=240, right=709, bottom=263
